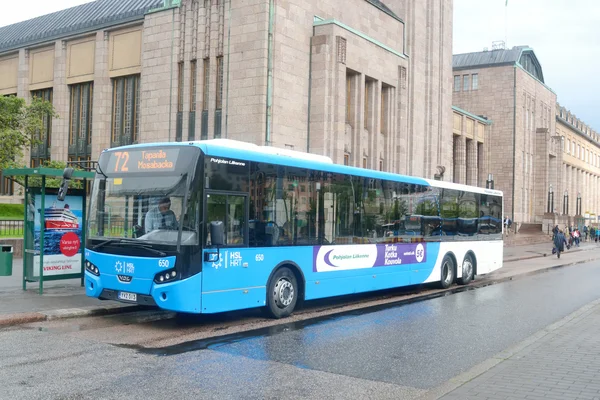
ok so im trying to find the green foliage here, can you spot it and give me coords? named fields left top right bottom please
left=0, top=96, right=57, bottom=171
left=415, top=199, right=439, bottom=216
left=11, top=160, right=84, bottom=189
left=385, top=199, right=408, bottom=222
left=0, top=203, right=24, bottom=219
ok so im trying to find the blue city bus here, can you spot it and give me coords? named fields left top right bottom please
left=84, top=139, right=503, bottom=318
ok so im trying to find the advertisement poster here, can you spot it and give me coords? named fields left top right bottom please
left=31, top=192, right=83, bottom=277
left=313, top=243, right=426, bottom=272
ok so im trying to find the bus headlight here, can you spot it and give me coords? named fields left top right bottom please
left=85, top=260, right=100, bottom=276
left=154, top=269, right=177, bottom=284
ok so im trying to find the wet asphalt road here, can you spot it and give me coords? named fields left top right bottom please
left=2, top=261, right=600, bottom=399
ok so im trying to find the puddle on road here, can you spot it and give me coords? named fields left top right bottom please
left=115, top=284, right=479, bottom=357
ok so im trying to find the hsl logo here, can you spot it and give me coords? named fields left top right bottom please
left=115, top=260, right=135, bottom=274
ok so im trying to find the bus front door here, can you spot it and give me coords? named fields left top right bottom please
left=203, top=192, right=264, bottom=313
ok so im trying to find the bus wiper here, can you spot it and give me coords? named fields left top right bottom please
left=91, top=239, right=166, bottom=256
left=91, top=238, right=117, bottom=250
left=124, top=243, right=167, bottom=257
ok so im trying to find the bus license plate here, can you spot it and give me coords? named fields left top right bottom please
left=118, top=291, right=137, bottom=302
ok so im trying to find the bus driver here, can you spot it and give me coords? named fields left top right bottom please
left=145, top=197, right=179, bottom=233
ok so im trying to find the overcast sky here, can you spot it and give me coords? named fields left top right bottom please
left=2, top=0, right=599, bottom=130
left=454, top=0, right=600, bottom=130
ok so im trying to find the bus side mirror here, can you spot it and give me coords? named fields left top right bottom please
left=210, top=221, right=225, bottom=247
left=63, top=167, right=74, bottom=180
left=57, top=167, right=74, bottom=202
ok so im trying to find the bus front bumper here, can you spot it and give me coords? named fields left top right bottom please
left=85, top=271, right=202, bottom=314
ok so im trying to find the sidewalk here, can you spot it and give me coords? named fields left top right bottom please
left=432, top=298, right=600, bottom=400
left=0, top=240, right=599, bottom=326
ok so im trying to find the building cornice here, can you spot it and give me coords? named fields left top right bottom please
left=452, top=106, right=492, bottom=125
left=557, top=116, right=600, bottom=148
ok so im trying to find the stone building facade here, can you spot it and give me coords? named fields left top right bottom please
left=452, top=46, right=558, bottom=224
left=555, top=104, right=600, bottom=220
left=0, top=0, right=453, bottom=202
left=451, top=106, right=492, bottom=188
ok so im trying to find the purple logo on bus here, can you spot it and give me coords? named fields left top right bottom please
left=313, top=243, right=426, bottom=272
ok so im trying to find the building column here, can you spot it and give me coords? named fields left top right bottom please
left=565, top=165, right=571, bottom=215
left=477, top=142, right=486, bottom=187
left=466, top=139, right=478, bottom=186
left=51, top=40, right=68, bottom=162
left=92, top=31, right=111, bottom=158
left=453, top=135, right=466, bottom=185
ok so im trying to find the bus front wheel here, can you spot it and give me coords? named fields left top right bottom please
left=440, top=254, right=455, bottom=289
left=266, top=267, right=298, bottom=319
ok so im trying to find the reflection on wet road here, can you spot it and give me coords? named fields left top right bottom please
left=171, top=262, right=600, bottom=390
left=4, top=262, right=600, bottom=399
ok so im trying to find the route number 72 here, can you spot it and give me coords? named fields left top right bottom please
left=113, top=151, right=130, bottom=172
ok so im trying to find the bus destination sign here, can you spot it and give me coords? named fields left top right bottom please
left=107, top=148, right=180, bottom=173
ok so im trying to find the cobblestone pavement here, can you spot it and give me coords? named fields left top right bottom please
left=435, top=298, right=600, bottom=400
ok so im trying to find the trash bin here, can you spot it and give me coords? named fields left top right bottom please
left=0, top=245, right=13, bottom=276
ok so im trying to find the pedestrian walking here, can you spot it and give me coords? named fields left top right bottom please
left=552, top=224, right=559, bottom=240
left=504, top=216, right=512, bottom=235
left=553, top=229, right=568, bottom=259
left=583, top=225, right=589, bottom=242
left=573, top=228, right=580, bottom=247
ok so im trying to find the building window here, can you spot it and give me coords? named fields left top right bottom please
left=381, top=84, right=391, bottom=135
left=215, top=56, right=224, bottom=138
left=364, top=78, right=373, bottom=130
left=379, top=160, right=383, bottom=171
left=176, top=62, right=184, bottom=142
left=463, top=75, right=470, bottom=91
left=202, top=58, right=210, bottom=111
left=216, top=56, right=224, bottom=110
left=68, top=82, right=93, bottom=162
left=30, top=88, right=53, bottom=167
left=177, top=62, right=184, bottom=113
left=111, top=75, right=140, bottom=147
left=0, top=172, right=13, bottom=196
left=566, top=139, right=570, bottom=153
left=346, top=72, right=354, bottom=124
left=363, top=157, right=367, bottom=169
left=189, top=60, right=197, bottom=141
left=454, top=75, right=460, bottom=92
left=344, top=154, right=349, bottom=166
left=471, top=73, right=478, bottom=90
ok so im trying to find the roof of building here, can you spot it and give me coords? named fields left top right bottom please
left=453, top=45, right=528, bottom=69
left=453, top=45, right=545, bottom=84
left=0, top=0, right=163, bottom=54
left=365, top=0, right=403, bottom=22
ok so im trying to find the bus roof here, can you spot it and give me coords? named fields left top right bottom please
left=102, top=139, right=502, bottom=196
left=425, top=178, right=503, bottom=197
left=196, top=139, right=429, bottom=185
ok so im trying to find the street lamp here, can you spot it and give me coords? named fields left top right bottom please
left=486, top=173, right=494, bottom=189
left=547, top=184, right=554, bottom=213
left=563, top=190, right=569, bottom=215
left=577, top=192, right=582, bottom=216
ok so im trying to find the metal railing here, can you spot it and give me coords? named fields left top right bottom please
left=0, top=220, right=24, bottom=237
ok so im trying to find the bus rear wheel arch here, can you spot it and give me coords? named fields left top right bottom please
left=265, top=264, right=304, bottom=319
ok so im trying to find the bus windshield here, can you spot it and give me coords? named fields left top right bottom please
left=87, top=146, right=202, bottom=247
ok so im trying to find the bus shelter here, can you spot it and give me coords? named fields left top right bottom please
left=3, top=167, right=94, bottom=294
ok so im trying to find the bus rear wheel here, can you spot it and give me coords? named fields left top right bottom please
left=458, top=254, right=474, bottom=285
left=266, top=267, right=298, bottom=319
left=440, top=254, right=455, bottom=289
